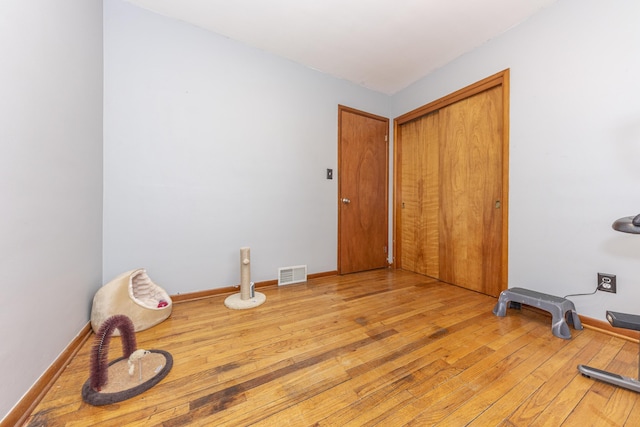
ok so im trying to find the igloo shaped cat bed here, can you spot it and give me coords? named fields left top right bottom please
left=91, top=268, right=172, bottom=334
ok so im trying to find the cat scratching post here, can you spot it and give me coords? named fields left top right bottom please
left=224, top=247, right=266, bottom=309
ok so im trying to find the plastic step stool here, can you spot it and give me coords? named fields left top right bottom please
left=492, top=287, right=583, bottom=339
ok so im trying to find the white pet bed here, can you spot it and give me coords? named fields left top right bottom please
left=91, top=268, right=172, bottom=334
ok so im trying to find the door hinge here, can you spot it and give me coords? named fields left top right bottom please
left=384, top=245, right=387, bottom=253
left=385, top=134, right=388, bottom=142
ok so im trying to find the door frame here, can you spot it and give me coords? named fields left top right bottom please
left=392, top=69, right=510, bottom=292
left=338, top=105, right=390, bottom=274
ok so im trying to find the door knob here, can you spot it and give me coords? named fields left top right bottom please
left=341, top=198, right=351, bottom=204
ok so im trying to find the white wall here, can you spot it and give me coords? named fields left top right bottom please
left=391, top=0, right=640, bottom=321
left=0, top=0, right=103, bottom=421
left=103, top=0, right=390, bottom=292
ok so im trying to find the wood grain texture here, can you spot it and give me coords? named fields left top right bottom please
left=338, top=106, right=389, bottom=274
left=393, top=70, right=509, bottom=296
left=23, top=270, right=640, bottom=426
left=394, top=71, right=508, bottom=298
left=439, top=85, right=503, bottom=296
left=398, top=112, right=439, bottom=277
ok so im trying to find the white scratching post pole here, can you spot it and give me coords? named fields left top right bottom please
left=224, top=247, right=266, bottom=310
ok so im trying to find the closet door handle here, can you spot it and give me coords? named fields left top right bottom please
left=341, top=198, right=351, bottom=204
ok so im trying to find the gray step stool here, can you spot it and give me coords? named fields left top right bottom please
left=493, top=287, right=583, bottom=339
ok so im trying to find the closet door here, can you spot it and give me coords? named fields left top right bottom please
left=398, top=111, right=439, bottom=277
left=438, top=86, right=503, bottom=296
left=394, top=70, right=508, bottom=297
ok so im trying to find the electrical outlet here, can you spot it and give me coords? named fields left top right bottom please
left=597, top=273, right=617, bottom=293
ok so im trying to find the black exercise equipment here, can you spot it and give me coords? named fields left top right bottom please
left=577, top=214, right=640, bottom=392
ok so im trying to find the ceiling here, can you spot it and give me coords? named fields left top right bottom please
left=124, top=0, right=558, bottom=95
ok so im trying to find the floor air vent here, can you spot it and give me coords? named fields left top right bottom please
left=278, top=265, right=307, bottom=286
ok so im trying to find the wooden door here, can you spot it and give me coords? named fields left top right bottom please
left=394, top=70, right=509, bottom=297
left=398, top=111, right=440, bottom=277
left=338, top=106, right=389, bottom=274
left=439, top=86, right=503, bottom=296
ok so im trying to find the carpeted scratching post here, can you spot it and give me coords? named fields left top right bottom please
left=81, top=314, right=172, bottom=406
left=224, top=247, right=266, bottom=309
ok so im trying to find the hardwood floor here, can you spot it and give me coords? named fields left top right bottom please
left=25, top=269, right=640, bottom=426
